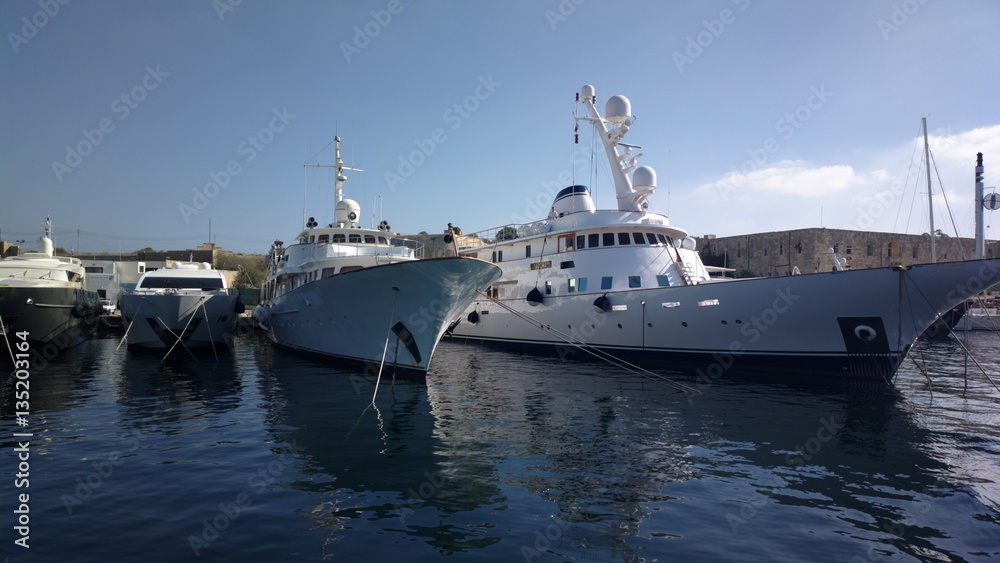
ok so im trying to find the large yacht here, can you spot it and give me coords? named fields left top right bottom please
left=0, top=218, right=102, bottom=350
left=118, top=261, right=244, bottom=353
left=253, top=137, right=501, bottom=375
left=448, top=85, right=1000, bottom=381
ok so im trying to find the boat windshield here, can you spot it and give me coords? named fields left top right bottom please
left=138, top=277, right=224, bottom=290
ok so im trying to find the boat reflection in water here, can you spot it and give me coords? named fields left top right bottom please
left=254, top=334, right=1000, bottom=561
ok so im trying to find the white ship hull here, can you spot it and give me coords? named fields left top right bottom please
left=119, top=292, right=242, bottom=350
left=452, top=260, right=1000, bottom=380
left=257, top=257, right=501, bottom=374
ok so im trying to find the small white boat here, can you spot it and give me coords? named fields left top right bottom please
left=0, top=218, right=101, bottom=349
left=118, top=262, right=244, bottom=352
left=953, top=306, right=1000, bottom=332
left=253, top=136, right=501, bottom=375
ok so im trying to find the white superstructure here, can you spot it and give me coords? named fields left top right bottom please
left=118, top=262, right=244, bottom=352
left=253, top=137, right=501, bottom=375
left=449, top=85, right=1000, bottom=381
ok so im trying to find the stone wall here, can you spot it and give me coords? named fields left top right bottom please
left=699, top=228, right=999, bottom=277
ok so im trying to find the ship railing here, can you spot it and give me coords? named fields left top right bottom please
left=302, top=237, right=424, bottom=262
left=461, top=221, right=550, bottom=247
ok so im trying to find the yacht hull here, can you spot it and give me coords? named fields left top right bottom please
left=119, top=292, right=242, bottom=350
left=451, top=259, right=1000, bottom=380
left=0, top=286, right=101, bottom=349
left=257, top=257, right=501, bottom=374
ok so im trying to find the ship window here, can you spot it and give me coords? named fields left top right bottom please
left=333, top=234, right=345, bottom=243
left=603, top=233, right=615, bottom=246
left=657, top=234, right=668, bottom=244
left=318, top=234, right=330, bottom=243
left=646, top=233, right=658, bottom=245
left=341, top=266, right=364, bottom=274
left=601, top=276, right=613, bottom=290
left=589, top=234, right=600, bottom=248
left=526, top=245, right=531, bottom=258
left=560, top=261, right=575, bottom=269
left=492, top=250, right=503, bottom=262
left=578, top=277, right=588, bottom=292
left=629, top=275, right=641, bottom=288
left=364, top=235, right=376, bottom=243
left=322, top=268, right=337, bottom=278
left=349, top=234, right=361, bottom=243
left=85, top=266, right=104, bottom=273
left=378, top=236, right=388, bottom=244
left=633, top=233, right=646, bottom=244
left=577, top=235, right=586, bottom=249
left=618, top=232, right=631, bottom=245
left=544, top=281, right=552, bottom=295
left=568, top=278, right=577, bottom=293
left=656, top=275, right=670, bottom=287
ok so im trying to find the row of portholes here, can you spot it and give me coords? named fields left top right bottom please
left=564, top=318, right=748, bottom=330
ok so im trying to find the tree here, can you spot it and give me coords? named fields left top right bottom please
left=495, top=226, right=517, bottom=241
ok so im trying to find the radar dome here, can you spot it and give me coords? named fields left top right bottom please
left=551, top=185, right=596, bottom=216
left=632, top=166, right=657, bottom=190
left=335, top=198, right=361, bottom=226
left=580, top=84, right=596, bottom=101
left=605, top=95, right=631, bottom=125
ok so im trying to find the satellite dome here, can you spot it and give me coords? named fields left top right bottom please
left=605, top=95, right=631, bottom=125
left=580, top=84, right=596, bottom=101
left=335, top=198, right=361, bottom=226
left=632, top=166, right=656, bottom=190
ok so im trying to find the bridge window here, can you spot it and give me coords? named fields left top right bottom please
left=603, top=233, right=615, bottom=246
left=618, top=232, right=631, bottom=245
left=633, top=233, right=646, bottom=244
left=349, top=234, right=361, bottom=243
left=589, top=233, right=600, bottom=248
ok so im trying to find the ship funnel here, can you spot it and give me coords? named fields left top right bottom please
left=605, top=95, right=631, bottom=126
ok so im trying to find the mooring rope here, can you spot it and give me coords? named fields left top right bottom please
left=372, top=287, right=400, bottom=405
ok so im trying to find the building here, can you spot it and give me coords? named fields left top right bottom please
left=698, top=228, right=999, bottom=277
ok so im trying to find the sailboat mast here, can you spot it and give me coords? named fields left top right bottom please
left=923, top=117, right=936, bottom=263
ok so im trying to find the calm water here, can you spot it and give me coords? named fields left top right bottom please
left=2, top=330, right=999, bottom=562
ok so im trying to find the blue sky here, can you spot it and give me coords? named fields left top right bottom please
left=2, top=0, right=998, bottom=254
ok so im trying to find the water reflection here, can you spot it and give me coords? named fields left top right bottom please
left=253, top=339, right=502, bottom=557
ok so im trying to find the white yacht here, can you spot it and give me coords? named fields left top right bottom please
left=118, top=262, right=244, bottom=352
left=0, top=218, right=101, bottom=349
left=253, top=137, right=501, bottom=375
left=448, top=85, right=1000, bottom=381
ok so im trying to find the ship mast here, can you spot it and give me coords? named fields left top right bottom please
left=303, top=136, right=364, bottom=227
left=923, top=117, right=936, bottom=263
left=576, top=85, right=656, bottom=212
